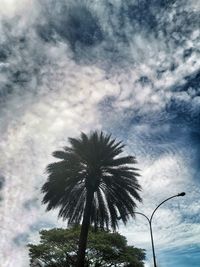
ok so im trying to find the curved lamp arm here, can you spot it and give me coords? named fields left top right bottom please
left=134, top=211, right=150, bottom=223
left=150, top=192, right=186, bottom=223
left=131, top=192, right=185, bottom=267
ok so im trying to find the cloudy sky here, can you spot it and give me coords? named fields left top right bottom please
left=0, top=0, right=200, bottom=266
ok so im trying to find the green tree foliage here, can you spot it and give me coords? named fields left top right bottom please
left=28, top=227, right=146, bottom=267
left=41, top=131, right=142, bottom=266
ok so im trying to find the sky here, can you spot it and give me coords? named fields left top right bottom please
left=0, top=0, right=200, bottom=266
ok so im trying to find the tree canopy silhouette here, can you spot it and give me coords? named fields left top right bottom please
left=28, top=226, right=146, bottom=267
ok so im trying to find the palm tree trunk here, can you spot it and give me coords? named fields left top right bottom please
left=76, top=189, right=94, bottom=267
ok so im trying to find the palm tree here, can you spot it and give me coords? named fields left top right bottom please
left=41, top=131, right=142, bottom=267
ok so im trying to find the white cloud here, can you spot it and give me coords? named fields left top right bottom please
left=0, top=0, right=200, bottom=266
left=0, top=0, right=36, bottom=19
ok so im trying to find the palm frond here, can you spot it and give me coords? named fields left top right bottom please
left=41, top=131, right=142, bottom=230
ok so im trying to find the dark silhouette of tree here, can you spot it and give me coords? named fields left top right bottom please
left=28, top=226, right=146, bottom=267
left=41, top=131, right=142, bottom=266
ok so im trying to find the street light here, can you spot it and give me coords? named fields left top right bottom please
left=132, top=192, right=186, bottom=267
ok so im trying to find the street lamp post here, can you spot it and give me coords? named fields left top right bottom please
left=134, top=192, right=186, bottom=267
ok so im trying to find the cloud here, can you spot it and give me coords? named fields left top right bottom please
left=0, top=0, right=33, bottom=18
left=13, top=233, right=29, bottom=246
left=23, top=198, right=39, bottom=210
left=0, top=176, right=5, bottom=202
left=0, top=0, right=200, bottom=266
left=0, top=176, right=5, bottom=190
left=38, top=4, right=103, bottom=47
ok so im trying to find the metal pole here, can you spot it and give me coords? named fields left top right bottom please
left=134, top=212, right=157, bottom=267
left=133, top=192, right=185, bottom=267
left=149, top=221, right=157, bottom=267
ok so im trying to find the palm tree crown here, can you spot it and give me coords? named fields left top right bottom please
left=42, top=131, right=142, bottom=230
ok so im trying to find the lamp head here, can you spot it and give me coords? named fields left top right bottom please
left=177, top=192, right=186, bottom=197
